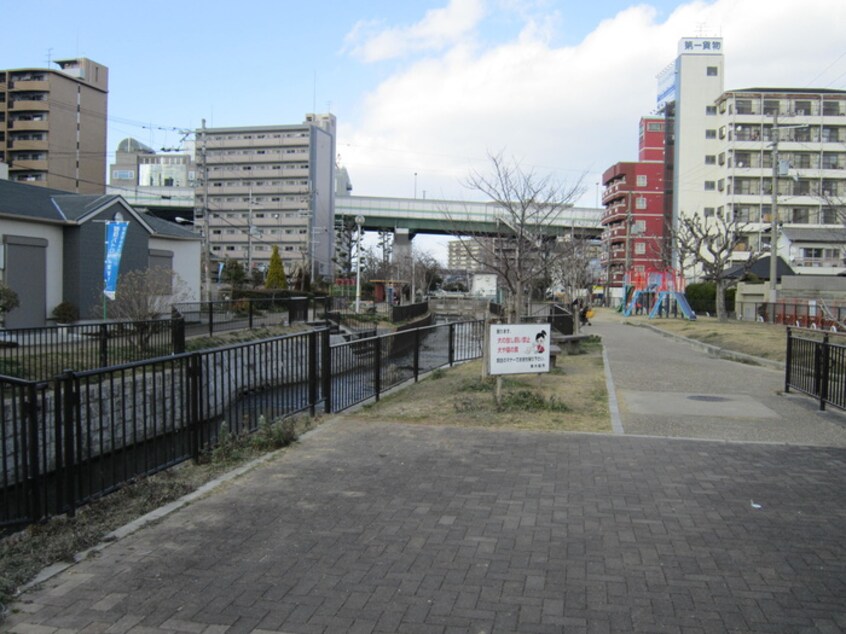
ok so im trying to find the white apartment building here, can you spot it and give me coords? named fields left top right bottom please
left=662, top=38, right=846, bottom=278
left=658, top=37, right=726, bottom=233
left=195, top=114, right=336, bottom=279
left=711, top=88, right=846, bottom=274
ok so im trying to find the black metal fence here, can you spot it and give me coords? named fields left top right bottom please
left=785, top=327, right=846, bottom=411
left=0, top=319, right=185, bottom=382
left=1, top=320, right=484, bottom=528
left=172, top=296, right=333, bottom=338
left=390, top=301, right=429, bottom=323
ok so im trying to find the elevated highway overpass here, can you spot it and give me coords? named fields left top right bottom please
left=335, top=195, right=603, bottom=238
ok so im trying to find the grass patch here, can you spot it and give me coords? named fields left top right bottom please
left=352, top=345, right=610, bottom=433
left=0, top=413, right=315, bottom=620
left=623, top=313, right=789, bottom=362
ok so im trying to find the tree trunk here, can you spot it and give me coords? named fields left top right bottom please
left=715, top=280, right=729, bottom=322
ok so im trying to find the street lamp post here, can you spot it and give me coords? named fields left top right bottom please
left=355, top=215, right=365, bottom=313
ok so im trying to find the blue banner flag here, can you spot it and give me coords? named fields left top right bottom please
left=103, top=221, right=129, bottom=300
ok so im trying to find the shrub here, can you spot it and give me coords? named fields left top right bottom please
left=685, top=283, right=735, bottom=315
left=52, top=301, right=79, bottom=323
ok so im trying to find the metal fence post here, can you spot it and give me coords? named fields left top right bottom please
left=60, top=370, right=78, bottom=517
left=308, top=330, right=317, bottom=416
left=173, top=317, right=186, bottom=354
left=820, top=333, right=830, bottom=411
left=188, top=353, right=202, bottom=462
left=249, top=300, right=254, bottom=330
left=322, top=328, right=332, bottom=413
left=448, top=323, right=455, bottom=366
left=99, top=324, right=109, bottom=368
left=208, top=301, right=214, bottom=338
left=374, top=337, right=382, bottom=402
left=24, top=382, right=42, bottom=523
left=413, top=328, right=420, bottom=382
left=784, top=327, right=792, bottom=393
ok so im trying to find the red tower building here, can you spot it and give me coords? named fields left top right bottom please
left=600, top=116, right=669, bottom=302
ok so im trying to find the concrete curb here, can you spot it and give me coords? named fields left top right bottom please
left=634, top=322, right=786, bottom=371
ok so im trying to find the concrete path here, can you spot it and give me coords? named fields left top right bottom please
left=4, top=316, right=846, bottom=633
left=591, top=313, right=846, bottom=446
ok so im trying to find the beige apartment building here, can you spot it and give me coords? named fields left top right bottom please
left=194, top=114, right=337, bottom=279
left=0, top=58, right=108, bottom=193
left=711, top=88, right=846, bottom=274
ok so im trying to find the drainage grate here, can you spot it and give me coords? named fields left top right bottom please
left=687, top=395, right=730, bottom=402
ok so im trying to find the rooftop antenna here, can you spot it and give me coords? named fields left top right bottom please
left=46, top=48, right=53, bottom=67
left=312, top=70, right=317, bottom=115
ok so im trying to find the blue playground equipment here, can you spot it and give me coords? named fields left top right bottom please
left=622, top=270, right=696, bottom=320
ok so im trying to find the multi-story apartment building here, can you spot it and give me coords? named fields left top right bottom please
left=601, top=116, right=668, bottom=295
left=194, top=114, right=336, bottom=279
left=447, top=238, right=487, bottom=271
left=658, top=37, right=725, bottom=232
left=0, top=58, right=108, bottom=193
left=107, top=137, right=197, bottom=219
left=659, top=38, right=846, bottom=281
left=710, top=88, right=846, bottom=274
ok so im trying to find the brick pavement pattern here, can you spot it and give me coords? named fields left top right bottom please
left=5, top=318, right=846, bottom=633
left=5, top=420, right=846, bottom=633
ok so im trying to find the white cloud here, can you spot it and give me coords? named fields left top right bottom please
left=339, top=0, right=846, bottom=260
left=343, top=0, right=487, bottom=62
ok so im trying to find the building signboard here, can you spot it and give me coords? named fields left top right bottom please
left=489, top=323, right=551, bottom=375
left=678, top=37, right=723, bottom=55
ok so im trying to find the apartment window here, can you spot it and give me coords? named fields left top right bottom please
left=794, top=100, right=812, bottom=116
left=822, top=207, right=839, bottom=223
left=634, top=242, right=646, bottom=255
left=635, top=197, right=647, bottom=209
left=792, top=208, right=810, bottom=223
left=822, top=101, right=842, bottom=116
left=718, top=179, right=725, bottom=192
left=704, top=181, right=716, bottom=191
left=647, top=122, right=663, bottom=132
left=735, top=99, right=753, bottom=115
left=636, top=175, right=647, bottom=187
left=704, top=207, right=715, bottom=217
left=705, top=155, right=716, bottom=165
left=633, top=220, right=646, bottom=234
left=705, top=105, right=717, bottom=115
left=705, top=129, right=717, bottom=139
left=706, top=66, right=718, bottom=76
left=763, top=100, right=780, bottom=115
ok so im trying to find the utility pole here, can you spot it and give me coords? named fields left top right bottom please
left=769, top=113, right=779, bottom=306
left=200, top=119, right=211, bottom=302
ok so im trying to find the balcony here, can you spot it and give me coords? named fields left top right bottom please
left=9, top=159, right=48, bottom=171
left=9, top=80, right=50, bottom=92
left=9, top=99, right=48, bottom=112
left=9, top=118, right=48, bottom=131
left=8, top=139, right=47, bottom=151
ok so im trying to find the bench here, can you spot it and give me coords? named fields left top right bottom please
left=549, top=334, right=591, bottom=366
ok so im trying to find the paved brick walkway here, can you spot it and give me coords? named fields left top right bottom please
left=4, top=318, right=846, bottom=633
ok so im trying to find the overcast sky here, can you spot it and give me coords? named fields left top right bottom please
left=5, top=0, right=846, bottom=262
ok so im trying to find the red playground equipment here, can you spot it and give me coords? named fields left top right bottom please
left=622, top=269, right=696, bottom=320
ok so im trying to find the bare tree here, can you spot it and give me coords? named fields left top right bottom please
left=106, top=268, right=192, bottom=352
left=548, top=230, right=599, bottom=303
left=452, top=152, right=585, bottom=321
left=675, top=212, right=761, bottom=321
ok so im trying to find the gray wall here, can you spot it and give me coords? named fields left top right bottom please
left=63, top=202, right=152, bottom=319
